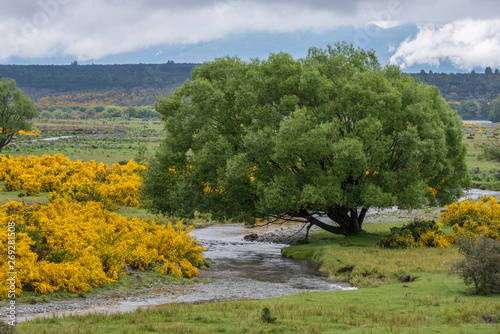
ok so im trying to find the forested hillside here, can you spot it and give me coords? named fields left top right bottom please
left=412, top=71, right=500, bottom=102
left=1, top=63, right=500, bottom=112
left=0, top=62, right=195, bottom=91
left=0, top=62, right=196, bottom=107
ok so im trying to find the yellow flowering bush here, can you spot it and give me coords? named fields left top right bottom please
left=378, top=219, right=453, bottom=249
left=0, top=154, right=146, bottom=206
left=0, top=199, right=205, bottom=299
left=441, top=196, right=500, bottom=240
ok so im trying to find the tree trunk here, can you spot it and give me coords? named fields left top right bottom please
left=299, top=206, right=368, bottom=236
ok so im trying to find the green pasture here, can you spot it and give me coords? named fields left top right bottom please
left=462, top=122, right=500, bottom=190
left=4, top=118, right=163, bottom=165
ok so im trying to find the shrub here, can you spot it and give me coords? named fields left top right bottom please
left=451, top=235, right=500, bottom=293
left=261, top=307, right=277, bottom=324
left=441, top=196, right=500, bottom=240
left=0, top=154, right=146, bottom=208
left=0, top=200, right=205, bottom=299
left=66, top=183, right=117, bottom=211
left=378, top=219, right=453, bottom=249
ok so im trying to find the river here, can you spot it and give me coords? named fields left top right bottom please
left=7, top=223, right=353, bottom=322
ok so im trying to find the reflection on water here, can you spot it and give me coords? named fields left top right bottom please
left=195, top=224, right=342, bottom=290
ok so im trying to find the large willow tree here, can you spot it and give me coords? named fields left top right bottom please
left=143, top=43, right=469, bottom=236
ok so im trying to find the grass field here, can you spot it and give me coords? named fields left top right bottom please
left=4, top=118, right=164, bottom=165
left=462, top=121, right=500, bottom=190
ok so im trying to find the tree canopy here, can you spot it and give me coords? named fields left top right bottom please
left=0, top=78, right=37, bottom=152
left=142, top=43, right=470, bottom=236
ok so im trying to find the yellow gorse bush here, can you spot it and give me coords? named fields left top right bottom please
left=0, top=154, right=145, bottom=206
left=378, top=219, right=454, bottom=249
left=441, top=196, right=500, bottom=240
left=0, top=199, right=205, bottom=299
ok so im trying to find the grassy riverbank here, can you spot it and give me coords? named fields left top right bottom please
left=17, top=222, right=499, bottom=333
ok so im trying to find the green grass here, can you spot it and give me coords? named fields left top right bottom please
left=283, top=222, right=462, bottom=288
left=4, top=118, right=163, bottom=165
left=0, top=187, right=50, bottom=206
left=16, top=221, right=500, bottom=333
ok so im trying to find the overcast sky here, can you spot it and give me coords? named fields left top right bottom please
left=1, top=0, right=500, bottom=69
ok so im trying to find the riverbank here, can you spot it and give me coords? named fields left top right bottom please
left=2, top=221, right=353, bottom=324
left=256, top=207, right=443, bottom=244
left=16, top=219, right=499, bottom=333
left=257, top=188, right=500, bottom=244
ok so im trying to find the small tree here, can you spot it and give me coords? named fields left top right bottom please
left=0, top=78, right=37, bottom=152
left=94, top=105, right=105, bottom=113
left=104, top=106, right=123, bottom=118
left=451, top=236, right=500, bottom=293
left=40, top=111, right=52, bottom=119
left=458, top=100, right=478, bottom=120
left=53, top=109, right=64, bottom=119
left=86, top=108, right=96, bottom=119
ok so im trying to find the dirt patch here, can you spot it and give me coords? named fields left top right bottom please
left=337, top=265, right=355, bottom=274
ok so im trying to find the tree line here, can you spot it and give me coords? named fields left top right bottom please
left=412, top=70, right=500, bottom=103
left=1, top=63, right=499, bottom=104
left=0, top=62, right=195, bottom=91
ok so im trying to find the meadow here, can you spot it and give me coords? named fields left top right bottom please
left=4, top=118, right=164, bottom=165
left=2, top=118, right=500, bottom=333
left=462, top=121, right=500, bottom=190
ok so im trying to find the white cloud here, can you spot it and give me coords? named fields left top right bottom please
left=390, top=19, right=500, bottom=70
left=1, top=0, right=500, bottom=64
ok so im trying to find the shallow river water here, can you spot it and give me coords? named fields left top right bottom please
left=9, top=223, right=353, bottom=322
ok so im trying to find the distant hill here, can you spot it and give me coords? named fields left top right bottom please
left=1, top=63, right=500, bottom=108
left=0, top=62, right=195, bottom=91
left=411, top=72, right=500, bottom=102
left=0, top=62, right=196, bottom=107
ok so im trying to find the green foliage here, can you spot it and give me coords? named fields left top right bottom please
left=143, top=43, right=469, bottom=236
left=378, top=219, right=453, bottom=249
left=40, top=110, right=52, bottom=119
left=0, top=78, right=38, bottom=152
left=451, top=235, right=500, bottom=293
left=94, top=105, right=105, bottom=113
left=488, top=95, right=500, bottom=122
left=103, top=106, right=123, bottom=118
left=413, top=72, right=500, bottom=106
left=458, top=100, right=478, bottom=119
left=134, top=144, right=149, bottom=165
left=0, top=319, right=15, bottom=334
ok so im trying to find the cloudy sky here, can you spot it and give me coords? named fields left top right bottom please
left=1, top=0, right=500, bottom=71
